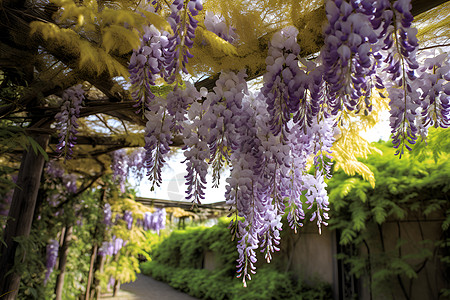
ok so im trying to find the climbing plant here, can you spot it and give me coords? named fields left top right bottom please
left=328, top=132, right=449, bottom=299
left=0, top=0, right=449, bottom=295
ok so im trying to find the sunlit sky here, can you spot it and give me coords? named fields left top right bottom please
left=136, top=111, right=391, bottom=204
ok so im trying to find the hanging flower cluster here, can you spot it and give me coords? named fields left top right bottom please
left=99, top=208, right=166, bottom=256
left=125, top=0, right=449, bottom=286
left=129, top=0, right=203, bottom=118
left=320, top=0, right=447, bottom=157
left=44, top=239, right=59, bottom=285
left=417, top=52, right=450, bottom=133
left=55, top=84, right=84, bottom=160
left=45, top=160, right=78, bottom=207
left=321, top=0, right=380, bottom=115
left=111, top=148, right=146, bottom=193
left=165, top=0, right=203, bottom=83
left=262, top=26, right=302, bottom=139
left=99, top=236, right=126, bottom=256
left=142, top=208, right=166, bottom=233
left=204, top=11, right=237, bottom=43
left=123, top=210, right=133, bottom=230
left=129, top=1, right=205, bottom=188
left=103, top=203, right=112, bottom=227
left=129, top=25, right=170, bottom=117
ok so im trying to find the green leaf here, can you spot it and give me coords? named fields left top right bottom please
left=372, top=205, right=387, bottom=224
left=26, top=136, right=49, bottom=161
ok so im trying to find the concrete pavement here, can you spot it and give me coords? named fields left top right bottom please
left=100, top=273, right=198, bottom=300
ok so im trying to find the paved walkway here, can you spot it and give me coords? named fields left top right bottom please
left=101, top=273, right=198, bottom=300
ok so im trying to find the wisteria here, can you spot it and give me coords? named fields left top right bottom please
left=55, top=84, right=84, bottom=160
left=321, top=0, right=379, bottom=115
left=44, top=239, right=59, bottom=285
left=418, top=52, right=450, bottom=131
left=111, top=149, right=128, bottom=193
left=123, top=0, right=450, bottom=286
left=45, top=160, right=78, bottom=207
left=262, top=26, right=302, bottom=139
left=123, top=210, right=133, bottom=230
left=111, top=148, right=146, bottom=192
left=381, top=0, right=421, bottom=157
left=319, top=0, right=434, bottom=157
left=142, top=208, right=166, bottom=233
left=129, top=25, right=169, bottom=117
left=98, top=236, right=125, bottom=256
left=98, top=205, right=166, bottom=258
left=144, top=101, right=174, bottom=190
left=103, top=203, right=112, bottom=227
left=204, top=11, right=237, bottom=43
left=165, top=0, right=203, bottom=83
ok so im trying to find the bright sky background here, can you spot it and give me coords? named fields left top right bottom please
left=136, top=111, right=391, bottom=203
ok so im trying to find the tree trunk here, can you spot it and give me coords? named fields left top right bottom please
left=84, top=243, right=98, bottom=300
left=93, top=255, right=105, bottom=300
left=0, top=132, right=49, bottom=299
left=55, top=225, right=73, bottom=300
left=112, top=253, right=120, bottom=297
left=112, top=279, right=120, bottom=297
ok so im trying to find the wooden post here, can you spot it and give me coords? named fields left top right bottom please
left=93, top=255, right=106, bottom=299
left=0, top=132, right=49, bottom=299
left=112, top=279, right=121, bottom=297
left=55, top=225, right=73, bottom=300
left=111, top=253, right=120, bottom=297
left=84, top=243, right=98, bottom=300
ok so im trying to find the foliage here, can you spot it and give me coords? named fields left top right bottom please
left=328, top=136, right=450, bottom=299
left=150, top=219, right=237, bottom=274
left=11, top=169, right=162, bottom=299
left=0, top=0, right=450, bottom=295
left=142, top=219, right=332, bottom=300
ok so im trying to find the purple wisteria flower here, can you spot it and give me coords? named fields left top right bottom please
left=44, top=239, right=59, bottom=285
left=103, top=203, right=112, bottom=227
left=262, top=26, right=301, bottom=140
left=99, top=236, right=125, bottom=256
left=98, top=241, right=113, bottom=256
left=321, top=0, right=381, bottom=115
left=113, top=237, right=124, bottom=255
left=46, top=160, right=65, bottom=178
left=165, top=0, right=203, bottom=83
left=111, top=148, right=146, bottom=193
left=112, top=149, right=128, bottom=193
left=123, top=210, right=133, bottom=230
left=166, top=82, right=200, bottom=134
left=380, top=0, right=421, bottom=156
left=55, top=84, right=84, bottom=160
left=45, top=160, right=78, bottom=207
left=418, top=52, right=450, bottom=131
left=142, top=208, right=166, bottom=233
left=129, top=25, right=169, bottom=117
left=124, top=0, right=450, bottom=287
left=144, top=101, right=174, bottom=190
left=204, top=11, right=237, bottom=43
left=182, top=71, right=248, bottom=204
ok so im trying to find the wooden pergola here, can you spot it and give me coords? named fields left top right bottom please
left=136, top=197, right=229, bottom=220
left=0, top=0, right=448, bottom=297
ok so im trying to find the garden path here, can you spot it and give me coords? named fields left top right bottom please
left=100, top=273, right=198, bottom=300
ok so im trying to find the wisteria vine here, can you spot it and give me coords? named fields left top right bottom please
left=55, top=84, right=84, bottom=160
left=122, top=0, right=450, bottom=286
left=98, top=207, right=166, bottom=257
